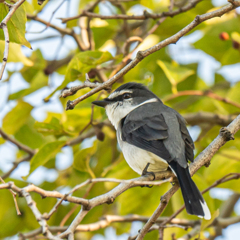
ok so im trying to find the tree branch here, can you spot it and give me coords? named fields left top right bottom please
left=61, top=0, right=202, bottom=23
left=183, top=112, right=237, bottom=126
left=44, top=54, right=74, bottom=75
left=0, top=128, right=35, bottom=155
left=0, top=176, right=21, bottom=215
left=22, top=215, right=196, bottom=238
left=0, top=175, right=172, bottom=205
left=60, top=74, right=110, bottom=98
left=20, top=190, right=59, bottom=240
left=1, top=172, right=239, bottom=238
left=1, top=155, right=32, bottom=180
left=163, top=90, right=240, bottom=109
left=0, top=0, right=26, bottom=80
left=65, top=1, right=240, bottom=110
left=26, top=14, right=87, bottom=51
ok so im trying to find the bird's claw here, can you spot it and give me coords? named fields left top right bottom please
left=142, top=162, right=156, bottom=180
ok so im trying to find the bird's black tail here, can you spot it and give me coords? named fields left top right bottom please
left=169, top=161, right=211, bottom=220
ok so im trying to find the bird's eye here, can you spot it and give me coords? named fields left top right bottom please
left=123, top=93, right=131, bottom=100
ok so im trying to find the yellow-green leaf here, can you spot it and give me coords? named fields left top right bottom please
left=157, top=60, right=194, bottom=93
left=227, top=81, right=240, bottom=103
left=23, top=140, right=66, bottom=180
left=44, top=51, right=114, bottom=101
left=14, top=118, right=46, bottom=149
left=0, top=5, right=31, bottom=48
left=231, top=32, right=240, bottom=44
left=2, top=101, right=33, bottom=134
left=34, top=117, right=66, bottom=136
left=0, top=41, right=33, bottom=66
left=9, top=71, right=48, bottom=100
left=73, top=141, right=98, bottom=176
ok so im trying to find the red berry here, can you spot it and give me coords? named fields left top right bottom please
left=219, top=32, right=229, bottom=41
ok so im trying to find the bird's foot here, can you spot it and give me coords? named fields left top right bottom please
left=142, top=162, right=156, bottom=180
left=140, top=162, right=155, bottom=188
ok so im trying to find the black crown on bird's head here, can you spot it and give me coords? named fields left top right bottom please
left=92, top=82, right=160, bottom=108
left=114, top=82, right=149, bottom=92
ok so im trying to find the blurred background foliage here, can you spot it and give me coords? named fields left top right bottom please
left=0, top=0, right=240, bottom=239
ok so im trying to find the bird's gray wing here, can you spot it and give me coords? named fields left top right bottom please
left=176, top=114, right=195, bottom=162
left=121, top=103, right=194, bottom=167
left=121, top=103, right=172, bottom=162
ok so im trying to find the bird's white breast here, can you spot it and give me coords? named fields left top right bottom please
left=117, top=129, right=168, bottom=175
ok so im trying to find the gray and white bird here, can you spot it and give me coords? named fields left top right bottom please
left=92, top=82, right=211, bottom=220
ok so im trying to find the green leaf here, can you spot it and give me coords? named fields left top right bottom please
left=44, top=51, right=114, bottom=101
left=14, top=118, right=46, bottom=149
left=20, top=49, right=47, bottom=83
left=73, top=141, right=98, bottom=176
left=34, top=117, right=66, bottom=136
left=227, top=81, right=240, bottom=103
left=203, top=153, right=240, bottom=192
left=9, top=71, right=48, bottom=100
left=0, top=41, right=33, bottom=66
left=0, top=5, right=31, bottom=48
left=157, top=60, right=194, bottom=93
left=62, top=107, right=92, bottom=133
left=2, top=101, right=33, bottom=134
left=32, top=0, right=49, bottom=12
left=23, top=1, right=35, bottom=14
left=66, top=19, right=78, bottom=28
left=231, top=32, right=240, bottom=43
left=23, top=140, right=66, bottom=179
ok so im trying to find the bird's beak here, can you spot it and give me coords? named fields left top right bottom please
left=92, top=99, right=110, bottom=108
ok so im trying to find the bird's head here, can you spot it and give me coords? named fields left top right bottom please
left=92, top=82, right=159, bottom=129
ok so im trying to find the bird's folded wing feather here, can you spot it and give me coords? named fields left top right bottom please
left=176, top=114, right=195, bottom=162
left=121, top=103, right=194, bottom=165
left=121, top=104, right=172, bottom=162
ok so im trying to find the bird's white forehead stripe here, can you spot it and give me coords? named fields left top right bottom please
left=108, top=90, right=133, bottom=99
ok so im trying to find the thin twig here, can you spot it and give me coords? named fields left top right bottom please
left=21, top=190, right=58, bottom=239
left=0, top=177, right=21, bottom=215
left=61, top=0, right=202, bottom=23
left=59, top=205, right=79, bottom=228
left=27, top=0, right=67, bottom=34
left=163, top=90, right=240, bottom=110
left=0, top=22, right=9, bottom=80
left=159, top=227, right=164, bottom=240
left=22, top=216, right=196, bottom=238
left=183, top=112, right=237, bottom=127
left=0, top=128, right=35, bottom=155
left=60, top=74, right=110, bottom=98
left=1, top=155, right=32, bottom=179
left=27, top=14, right=87, bottom=51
